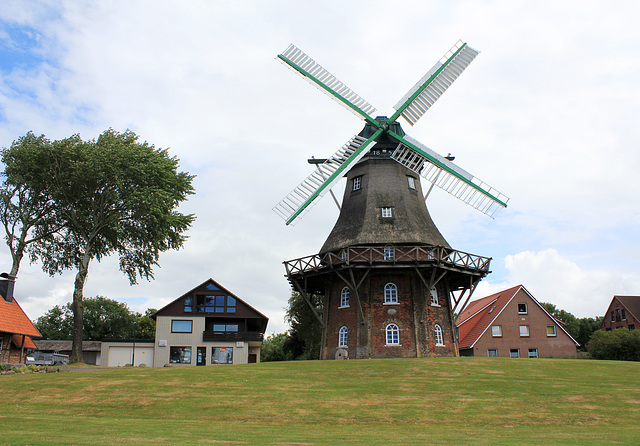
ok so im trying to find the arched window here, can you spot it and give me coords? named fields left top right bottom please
left=339, top=326, right=348, bottom=347
left=384, top=283, right=398, bottom=304
left=430, top=287, right=439, bottom=306
left=340, top=287, right=350, bottom=308
left=434, top=324, right=444, bottom=346
left=386, top=323, right=399, bottom=345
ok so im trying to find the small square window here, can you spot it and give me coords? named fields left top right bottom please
left=381, top=207, right=393, bottom=218
left=528, top=348, right=538, bottom=358
left=383, top=246, right=394, bottom=260
left=517, top=303, right=527, bottom=314
left=491, top=325, right=502, bottom=337
left=519, top=325, right=530, bottom=337
left=546, top=325, right=556, bottom=337
left=407, top=176, right=416, bottom=190
left=510, top=349, right=520, bottom=358
left=487, top=349, right=498, bottom=357
left=352, top=176, right=362, bottom=191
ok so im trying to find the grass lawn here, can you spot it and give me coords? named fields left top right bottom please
left=1, top=357, right=639, bottom=445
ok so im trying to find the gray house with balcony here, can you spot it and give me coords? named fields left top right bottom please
left=150, top=278, right=268, bottom=366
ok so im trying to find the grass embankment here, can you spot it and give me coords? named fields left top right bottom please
left=1, top=357, right=639, bottom=445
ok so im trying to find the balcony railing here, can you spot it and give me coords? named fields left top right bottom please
left=202, top=331, right=264, bottom=342
left=284, top=245, right=491, bottom=276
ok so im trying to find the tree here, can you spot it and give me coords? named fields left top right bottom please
left=587, top=328, right=640, bottom=361
left=0, top=132, right=62, bottom=278
left=4, top=129, right=195, bottom=362
left=34, top=297, right=156, bottom=342
left=285, top=292, right=324, bottom=360
left=260, top=333, right=294, bottom=362
left=540, top=302, right=601, bottom=351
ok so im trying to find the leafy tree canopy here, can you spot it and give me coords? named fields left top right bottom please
left=34, top=296, right=156, bottom=341
left=587, top=328, right=640, bottom=361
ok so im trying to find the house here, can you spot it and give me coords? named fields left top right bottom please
left=0, top=277, right=41, bottom=364
left=456, top=285, right=579, bottom=358
left=600, top=295, right=640, bottom=331
left=151, top=278, right=268, bottom=366
left=100, top=278, right=268, bottom=367
left=34, top=340, right=102, bottom=365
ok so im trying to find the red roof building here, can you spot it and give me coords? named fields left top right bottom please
left=0, top=281, right=41, bottom=364
left=600, top=295, right=640, bottom=331
left=456, top=285, right=578, bottom=358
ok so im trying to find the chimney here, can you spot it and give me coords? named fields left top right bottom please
left=0, top=273, right=16, bottom=303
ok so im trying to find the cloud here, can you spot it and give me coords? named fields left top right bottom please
left=475, top=249, right=639, bottom=319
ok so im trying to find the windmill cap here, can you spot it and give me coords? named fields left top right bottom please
left=360, top=117, right=405, bottom=140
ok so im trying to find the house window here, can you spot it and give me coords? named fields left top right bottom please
left=509, top=349, right=520, bottom=358
left=407, top=176, right=416, bottom=190
left=213, top=324, right=239, bottom=332
left=434, top=324, right=444, bottom=346
left=169, top=346, right=192, bottom=364
left=212, top=347, right=233, bottom=364
left=381, top=207, right=393, bottom=219
left=487, top=349, right=498, bottom=357
left=384, top=283, right=398, bottom=304
left=340, top=287, right=350, bottom=308
left=383, top=245, right=395, bottom=260
left=546, top=325, right=556, bottom=337
left=629, top=325, right=635, bottom=330
left=352, top=176, right=362, bottom=191
left=386, top=323, right=399, bottom=345
left=171, top=320, right=193, bottom=333
left=195, top=294, right=237, bottom=314
left=616, top=309, right=622, bottom=322
left=519, top=325, right=530, bottom=337
left=491, top=325, right=502, bottom=337
left=611, top=311, right=615, bottom=322
left=430, top=287, right=439, bottom=306
left=517, top=303, right=527, bottom=314
left=338, top=326, right=348, bottom=347
left=622, top=309, right=626, bottom=320
left=183, top=295, right=193, bottom=313
left=528, top=348, right=538, bottom=358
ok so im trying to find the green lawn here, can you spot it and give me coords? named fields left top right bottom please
left=1, top=357, right=638, bottom=445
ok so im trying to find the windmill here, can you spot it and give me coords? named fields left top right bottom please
left=274, top=41, right=508, bottom=360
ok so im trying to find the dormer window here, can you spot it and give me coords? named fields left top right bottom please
left=381, top=207, right=393, bottom=219
left=352, top=176, right=362, bottom=191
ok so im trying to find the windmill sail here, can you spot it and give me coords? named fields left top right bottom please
left=278, top=44, right=377, bottom=123
left=273, top=130, right=382, bottom=225
left=392, top=41, right=479, bottom=126
left=391, top=134, right=508, bottom=217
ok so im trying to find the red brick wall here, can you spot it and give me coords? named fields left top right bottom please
left=322, top=269, right=457, bottom=359
left=470, top=289, right=577, bottom=358
left=601, top=299, right=638, bottom=331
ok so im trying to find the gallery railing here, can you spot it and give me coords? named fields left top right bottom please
left=284, top=245, right=491, bottom=276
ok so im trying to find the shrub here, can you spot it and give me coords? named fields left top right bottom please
left=587, top=328, right=640, bottom=361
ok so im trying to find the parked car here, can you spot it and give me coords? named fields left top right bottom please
left=25, top=351, right=70, bottom=366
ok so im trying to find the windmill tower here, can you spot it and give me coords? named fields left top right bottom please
left=274, top=41, right=508, bottom=359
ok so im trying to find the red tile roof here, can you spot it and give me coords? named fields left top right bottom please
left=0, top=297, right=41, bottom=338
left=12, top=334, right=37, bottom=349
left=457, top=285, right=522, bottom=349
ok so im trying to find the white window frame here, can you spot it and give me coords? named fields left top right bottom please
left=407, top=176, right=416, bottom=190
left=381, top=207, right=393, bottom=218
left=434, top=324, right=444, bottom=346
left=510, top=348, right=520, bottom=358
left=546, top=325, right=557, bottom=337
left=491, top=325, right=502, bottom=337
left=528, top=348, right=538, bottom=358
left=385, top=323, right=400, bottom=345
left=339, top=287, right=350, bottom=308
left=517, top=303, right=528, bottom=314
left=338, top=326, right=348, bottom=347
left=352, top=176, right=362, bottom=191
left=487, top=349, right=498, bottom=357
left=384, top=283, right=398, bottom=304
left=519, top=325, right=530, bottom=337
left=430, top=287, right=439, bottom=306
left=383, top=245, right=395, bottom=260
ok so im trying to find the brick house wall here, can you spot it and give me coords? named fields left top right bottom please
left=600, top=296, right=640, bottom=331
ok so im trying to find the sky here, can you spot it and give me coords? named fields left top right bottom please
left=1, top=0, right=639, bottom=335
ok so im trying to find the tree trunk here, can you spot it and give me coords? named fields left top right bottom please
left=70, top=253, right=91, bottom=363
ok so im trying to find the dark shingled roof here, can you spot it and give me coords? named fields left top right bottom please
left=34, top=340, right=102, bottom=352
left=614, top=296, right=640, bottom=321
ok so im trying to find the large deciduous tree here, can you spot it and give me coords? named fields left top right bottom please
left=4, top=129, right=194, bottom=362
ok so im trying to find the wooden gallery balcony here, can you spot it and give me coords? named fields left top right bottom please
left=202, top=331, right=264, bottom=343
